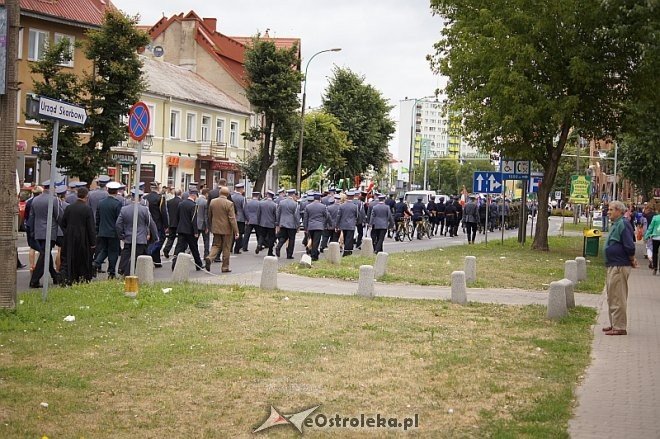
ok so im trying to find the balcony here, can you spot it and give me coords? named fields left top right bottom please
left=198, top=141, right=228, bottom=159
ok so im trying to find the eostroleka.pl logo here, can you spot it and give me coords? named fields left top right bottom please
left=253, top=405, right=419, bottom=434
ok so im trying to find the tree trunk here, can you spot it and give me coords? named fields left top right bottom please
left=0, top=0, right=20, bottom=309
left=253, top=121, right=274, bottom=193
left=532, top=123, right=570, bottom=251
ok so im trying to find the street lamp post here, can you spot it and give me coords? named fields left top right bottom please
left=296, top=48, right=341, bottom=193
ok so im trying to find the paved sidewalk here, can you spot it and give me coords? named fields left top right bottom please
left=194, top=270, right=603, bottom=308
left=569, top=245, right=660, bottom=438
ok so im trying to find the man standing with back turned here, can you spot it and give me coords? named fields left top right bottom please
left=603, top=200, right=638, bottom=336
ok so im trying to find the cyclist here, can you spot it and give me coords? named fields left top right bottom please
left=411, top=197, right=429, bottom=239
left=427, top=196, right=438, bottom=236
left=393, top=196, right=412, bottom=241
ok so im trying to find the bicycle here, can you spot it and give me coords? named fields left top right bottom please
left=395, top=216, right=414, bottom=242
left=415, top=216, right=432, bottom=240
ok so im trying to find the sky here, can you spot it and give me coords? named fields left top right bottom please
left=112, top=0, right=447, bottom=159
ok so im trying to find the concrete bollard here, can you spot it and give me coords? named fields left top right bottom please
left=464, top=256, right=477, bottom=283
left=575, top=257, right=587, bottom=282
left=360, top=238, right=374, bottom=256
left=547, top=280, right=568, bottom=320
left=564, top=260, right=578, bottom=284
left=328, top=242, right=341, bottom=265
left=559, top=278, right=575, bottom=309
left=357, top=265, right=375, bottom=298
left=374, top=252, right=389, bottom=278
left=451, top=271, right=467, bottom=305
left=260, top=256, right=278, bottom=290
left=171, top=253, right=193, bottom=282
left=136, top=255, right=154, bottom=285
left=300, top=254, right=313, bottom=268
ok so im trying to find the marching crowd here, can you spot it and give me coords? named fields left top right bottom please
left=20, top=177, right=537, bottom=288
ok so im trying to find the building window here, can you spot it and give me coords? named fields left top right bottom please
left=215, top=118, right=225, bottom=144
left=170, top=110, right=180, bottom=139
left=146, top=104, right=156, bottom=135
left=54, top=33, right=75, bottom=67
left=18, top=28, right=23, bottom=59
left=186, top=113, right=197, bottom=141
left=167, top=166, right=177, bottom=188
left=201, top=115, right=211, bottom=142
left=28, top=29, right=49, bottom=61
left=229, top=121, right=239, bottom=147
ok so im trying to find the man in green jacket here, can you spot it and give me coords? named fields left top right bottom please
left=643, top=206, right=660, bottom=276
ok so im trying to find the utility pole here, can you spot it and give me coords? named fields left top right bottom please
left=0, top=0, right=19, bottom=309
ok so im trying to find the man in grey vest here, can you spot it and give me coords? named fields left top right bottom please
left=303, top=193, right=329, bottom=261
left=243, top=191, right=261, bottom=252
left=232, top=183, right=246, bottom=254
left=368, top=194, right=395, bottom=254
left=275, top=189, right=300, bottom=259
left=256, top=190, right=277, bottom=256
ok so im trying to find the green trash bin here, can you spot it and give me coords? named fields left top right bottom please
left=583, top=229, right=602, bottom=257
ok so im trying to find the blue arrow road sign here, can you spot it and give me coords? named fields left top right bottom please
left=473, top=171, right=503, bottom=194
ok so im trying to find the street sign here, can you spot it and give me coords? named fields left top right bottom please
left=555, top=191, right=562, bottom=200
left=500, top=159, right=530, bottom=180
left=128, top=101, right=150, bottom=141
left=36, top=96, right=87, bottom=126
left=473, top=171, right=503, bottom=194
left=529, top=174, right=543, bottom=193
left=569, top=175, right=592, bottom=204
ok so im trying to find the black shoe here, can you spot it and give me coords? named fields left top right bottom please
left=205, top=258, right=211, bottom=272
left=163, top=251, right=170, bottom=259
left=286, top=256, right=294, bottom=259
left=154, top=263, right=162, bottom=268
left=233, top=250, right=242, bottom=255
left=267, top=252, right=275, bottom=257
left=275, top=248, right=281, bottom=257
left=214, top=257, right=222, bottom=263
left=108, top=273, right=116, bottom=280
left=29, top=282, right=42, bottom=289
left=17, top=262, right=27, bottom=269
left=255, top=246, right=260, bottom=254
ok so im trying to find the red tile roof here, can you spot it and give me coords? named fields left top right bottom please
left=0, top=0, right=113, bottom=27
left=147, top=11, right=301, bottom=87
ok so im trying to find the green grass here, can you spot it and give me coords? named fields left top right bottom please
left=0, top=281, right=596, bottom=438
left=561, top=222, right=602, bottom=233
left=282, top=236, right=607, bottom=293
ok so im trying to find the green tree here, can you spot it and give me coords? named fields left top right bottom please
left=616, top=1, right=660, bottom=201
left=322, top=67, right=395, bottom=179
left=243, top=36, right=303, bottom=192
left=277, top=111, right=353, bottom=183
left=33, top=10, right=149, bottom=183
left=429, top=0, right=644, bottom=250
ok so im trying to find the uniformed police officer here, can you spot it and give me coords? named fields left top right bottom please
left=88, top=175, right=110, bottom=222
left=303, top=193, right=329, bottom=261
left=411, top=197, right=429, bottom=239
left=369, top=194, right=395, bottom=253
left=243, top=191, right=261, bottom=252
left=94, top=181, right=123, bottom=278
left=115, top=189, right=158, bottom=276
left=275, top=189, right=299, bottom=259
left=256, top=190, right=277, bottom=256
left=28, top=180, right=62, bottom=288
left=336, top=191, right=361, bottom=256
left=144, top=181, right=169, bottom=266
left=320, top=194, right=341, bottom=252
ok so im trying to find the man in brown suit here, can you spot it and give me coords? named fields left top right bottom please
left=206, top=186, right=239, bottom=272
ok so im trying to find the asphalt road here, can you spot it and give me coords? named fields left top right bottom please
left=15, top=217, right=560, bottom=293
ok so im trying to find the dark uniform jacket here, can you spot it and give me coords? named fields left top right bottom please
left=144, top=191, right=169, bottom=230
left=166, top=196, right=182, bottom=230
left=96, top=195, right=123, bottom=238
left=176, top=198, right=199, bottom=235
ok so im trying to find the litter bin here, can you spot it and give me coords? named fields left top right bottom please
left=583, top=229, right=602, bottom=257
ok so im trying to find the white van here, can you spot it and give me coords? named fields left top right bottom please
left=404, top=190, right=437, bottom=208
